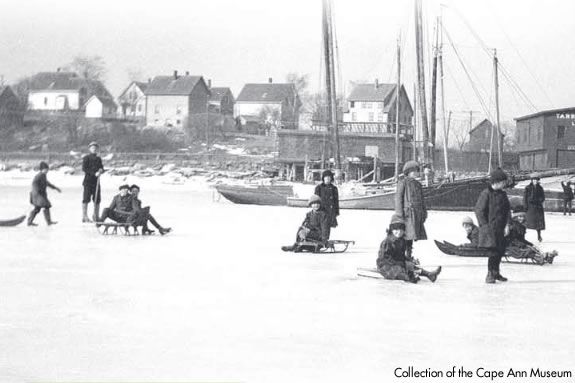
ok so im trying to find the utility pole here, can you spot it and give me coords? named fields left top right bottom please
left=414, top=0, right=430, bottom=165
left=493, top=48, right=503, bottom=168
left=394, top=37, right=401, bottom=180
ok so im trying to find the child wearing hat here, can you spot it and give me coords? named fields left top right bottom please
left=82, top=141, right=104, bottom=223
left=129, top=184, right=171, bottom=235
left=461, top=216, right=479, bottom=247
left=98, top=184, right=134, bottom=223
left=27, top=161, right=61, bottom=226
left=560, top=179, right=574, bottom=216
left=376, top=214, right=441, bottom=283
left=505, top=206, right=557, bottom=264
left=314, top=169, right=340, bottom=235
left=524, top=173, right=545, bottom=242
left=474, top=167, right=511, bottom=283
left=395, top=160, right=427, bottom=259
left=282, top=194, right=330, bottom=252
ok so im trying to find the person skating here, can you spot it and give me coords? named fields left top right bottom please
left=282, top=194, right=330, bottom=252
left=98, top=184, right=134, bottom=224
left=82, top=142, right=104, bottom=223
left=129, top=184, right=171, bottom=235
left=475, top=168, right=511, bottom=284
left=561, top=179, right=573, bottom=216
left=28, top=161, right=61, bottom=226
left=314, top=169, right=339, bottom=236
left=461, top=216, right=479, bottom=247
left=376, top=214, right=441, bottom=283
left=524, top=173, right=546, bottom=242
left=395, top=160, right=427, bottom=259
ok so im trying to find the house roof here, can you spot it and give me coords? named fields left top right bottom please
left=27, top=72, right=86, bottom=91
left=145, top=75, right=205, bottom=96
left=118, top=81, right=149, bottom=100
left=348, top=83, right=396, bottom=102
left=87, top=95, right=117, bottom=108
left=515, top=107, right=575, bottom=121
left=236, top=83, right=298, bottom=103
left=469, top=118, right=504, bottom=137
left=209, top=87, right=233, bottom=102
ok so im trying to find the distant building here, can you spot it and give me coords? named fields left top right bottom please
left=341, top=81, right=413, bottom=135
left=515, top=107, right=575, bottom=170
left=145, top=71, right=210, bottom=129
left=26, top=70, right=113, bottom=112
left=208, top=87, right=234, bottom=116
left=85, top=95, right=117, bottom=119
left=0, top=85, right=24, bottom=131
left=117, top=81, right=148, bottom=120
left=467, top=119, right=504, bottom=152
left=235, top=79, right=301, bottom=133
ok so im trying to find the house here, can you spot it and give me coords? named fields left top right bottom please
left=467, top=119, right=504, bottom=152
left=0, top=85, right=24, bottom=131
left=234, top=78, right=301, bottom=133
left=208, top=86, right=234, bottom=116
left=117, top=81, right=148, bottom=119
left=342, top=81, right=413, bottom=135
left=145, top=71, right=210, bottom=129
left=26, top=70, right=114, bottom=112
left=85, top=95, right=117, bottom=119
left=515, top=107, right=575, bottom=170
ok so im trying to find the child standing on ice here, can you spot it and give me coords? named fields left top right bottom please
left=395, top=160, right=427, bottom=259
left=314, top=169, right=339, bottom=237
left=27, top=161, right=61, bottom=226
left=376, top=214, right=441, bottom=283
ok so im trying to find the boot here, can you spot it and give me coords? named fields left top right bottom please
left=82, top=203, right=92, bottom=223
left=27, top=209, right=39, bottom=226
left=43, top=209, right=57, bottom=225
left=494, top=272, right=508, bottom=282
left=159, top=227, right=172, bottom=235
left=281, top=245, right=296, bottom=252
left=92, top=203, right=100, bottom=223
left=142, top=223, right=155, bottom=235
left=485, top=271, right=496, bottom=284
left=537, top=231, right=543, bottom=242
left=420, top=266, right=442, bottom=283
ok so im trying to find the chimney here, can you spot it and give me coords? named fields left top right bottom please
left=185, top=71, right=190, bottom=76
left=173, top=70, right=178, bottom=80
left=148, top=78, right=152, bottom=84
left=208, top=79, right=212, bottom=88
left=268, top=77, right=273, bottom=84
left=57, top=67, right=61, bottom=72
left=375, top=79, right=379, bottom=89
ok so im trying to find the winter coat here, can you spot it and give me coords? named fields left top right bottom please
left=82, top=153, right=104, bottom=186
left=108, top=194, right=134, bottom=215
left=561, top=182, right=573, bottom=201
left=29, top=172, right=57, bottom=208
left=395, top=176, right=427, bottom=241
left=376, top=233, right=417, bottom=281
left=462, top=225, right=479, bottom=247
left=314, top=183, right=339, bottom=228
left=474, top=186, right=511, bottom=249
left=507, top=219, right=533, bottom=247
left=301, top=210, right=330, bottom=243
left=524, top=183, right=546, bottom=230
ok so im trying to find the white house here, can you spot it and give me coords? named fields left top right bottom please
left=85, top=95, right=117, bottom=119
left=117, top=81, right=148, bottom=119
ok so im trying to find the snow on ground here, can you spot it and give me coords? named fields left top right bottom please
left=0, top=179, right=574, bottom=383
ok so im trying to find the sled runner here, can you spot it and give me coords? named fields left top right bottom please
left=434, top=240, right=557, bottom=265
left=357, top=267, right=384, bottom=279
left=96, top=222, right=152, bottom=236
left=290, top=240, right=355, bottom=254
left=0, top=215, right=26, bottom=227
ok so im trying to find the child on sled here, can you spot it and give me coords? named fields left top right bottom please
left=376, top=214, right=441, bottom=283
left=506, top=207, right=557, bottom=265
left=282, top=194, right=330, bottom=252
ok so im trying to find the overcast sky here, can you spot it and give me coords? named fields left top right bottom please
left=1, top=0, right=574, bottom=124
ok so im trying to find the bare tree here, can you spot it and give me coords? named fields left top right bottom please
left=451, top=120, right=470, bottom=152
left=286, top=72, right=309, bottom=95
left=65, top=55, right=107, bottom=80
left=126, top=67, right=145, bottom=82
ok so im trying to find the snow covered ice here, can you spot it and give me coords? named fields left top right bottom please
left=1, top=175, right=574, bottom=383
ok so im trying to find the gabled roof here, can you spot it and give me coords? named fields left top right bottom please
left=236, top=83, right=298, bottom=103
left=86, top=95, right=117, bottom=109
left=348, top=83, right=396, bottom=102
left=209, top=87, right=233, bottom=102
left=27, top=72, right=83, bottom=91
left=515, top=107, right=575, bottom=121
left=145, top=75, right=205, bottom=96
left=470, top=119, right=503, bottom=136
left=118, top=81, right=149, bottom=99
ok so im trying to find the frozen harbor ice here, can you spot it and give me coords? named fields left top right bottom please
left=1, top=176, right=574, bottom=383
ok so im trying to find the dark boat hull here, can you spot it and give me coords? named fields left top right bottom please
left=215, top=184, right=294, bottom=206
left=0, top=215, right=26, bottom=227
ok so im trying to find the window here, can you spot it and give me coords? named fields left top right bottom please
left=44, top=97, right=48, bottom=106
left=361, top=102, right=371, bottom=109
left=352, top=112, right=357, bottom=122
left=558, top=125, right=565, bottom=140
left=368, top=112, right=374, bottom=122
left=176, top=119, right=181, bottom=125
left=176, top=105, right=183, bottom=115
left=137, top=104, right=142, bottom=112
left=377, top=102, right=384, bottom=110
left=154, top=105, right=160, bottom=114
left=377, top=113, right=384, bottom=122
left=350, top=101, right=355, bottom=108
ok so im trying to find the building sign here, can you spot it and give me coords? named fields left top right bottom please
left=567, top=146, right=575, bottom=150
left=556, top=113, right=575, bottom=126
left=365, top=145, right=379, bottom=158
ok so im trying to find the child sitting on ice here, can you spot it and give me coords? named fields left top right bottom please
left=376, top=214, right=442, bottom=283
left=282, top=194, right=330, bottom=252
left=461, top=216, right=479, bottom=247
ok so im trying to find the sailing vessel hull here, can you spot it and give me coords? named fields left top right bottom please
left=215, top=184, right=293, bottom=206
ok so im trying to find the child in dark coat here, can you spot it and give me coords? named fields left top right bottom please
left=28, top=161, right=61, bottom=226
left=376, top=214, right=441, bottom=283
left=314, top=169, right=339, bottom=232
left=282, top=194, right=330, bottom=252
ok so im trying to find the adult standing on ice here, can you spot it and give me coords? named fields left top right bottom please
left=314, top=169, right=339, bottom=236
left=560, top=179, right=573, bottom=216
left=82, top=142, right=104, bottom=223
left=474, top=168, right=511, bottom=284
left=395, top=160, right=427, bottom=259
left=524, top=173, right=545, bottom=242
left=28, top=161, right=61, bottom=226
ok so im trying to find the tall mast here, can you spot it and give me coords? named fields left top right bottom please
left=394, top=37, right=402, bottom=180
left=322, top=0, right=340, bottom=175
left=414, top=0, right=430, bottom=165
left=413, top=84, right=417, bottom=160
left=493, top=48, right=503, bottom=168
left=439, top=14, right=449, bottom=173
left=430, top=19, right=438, bottom=158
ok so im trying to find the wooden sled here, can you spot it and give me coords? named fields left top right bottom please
left=357, top=267, right=384, bottom=279
left=434, top=240, right=556, bottom=265
left=0, top=215, right=26, bottom=227
left=293, top=239, right=355, bottom=254
left=95, top=222, right=151, bottom=236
